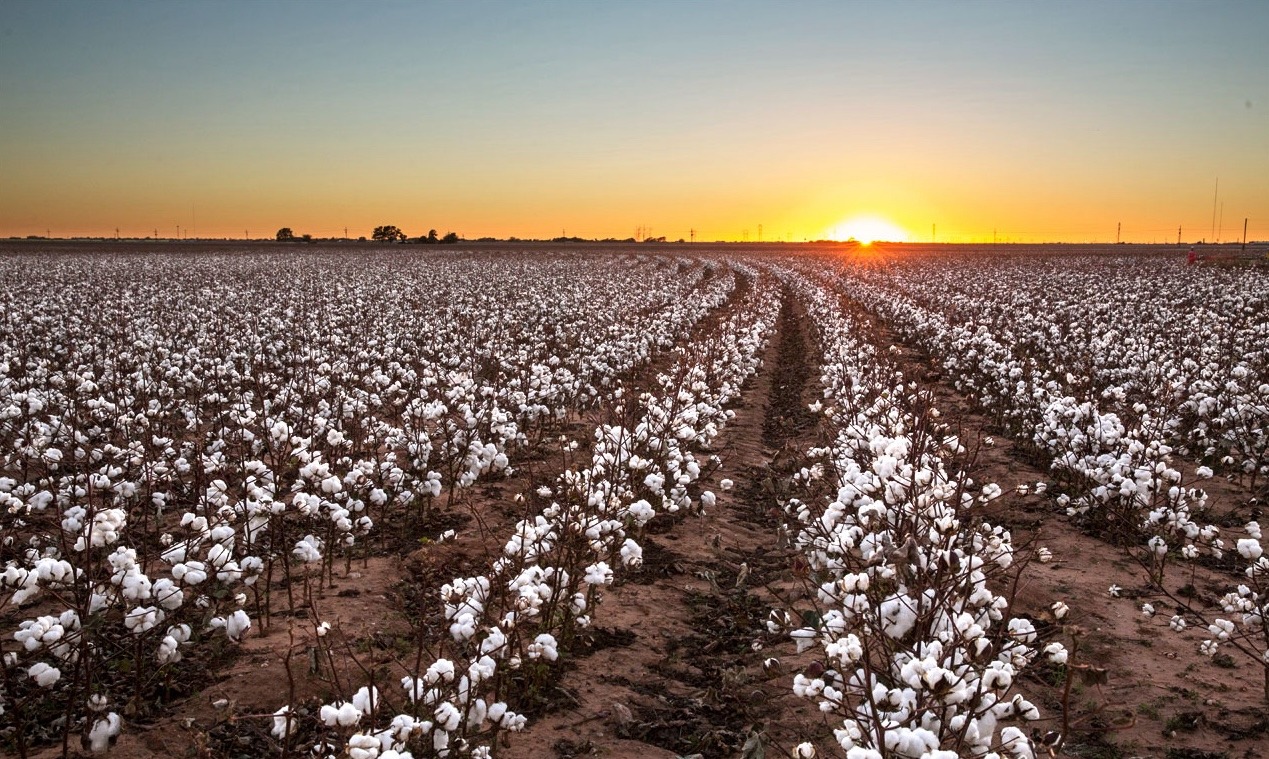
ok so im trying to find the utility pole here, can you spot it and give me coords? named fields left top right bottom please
left=690, top=228, right=695, bottom=244
left=344, top=227, right=348, bottom=239
left=1116, top=222, right=1121, bottom=244
left=1211, top=178, right=1219, bottom=241
left=1243, top=218, right=1249, bottom=252
left=1177, top=225, right=1181, bottom=245
left=993, top=228, right=997, bottom=244
left=757, top=224, right=763, bottom=242
left=1217, top=202, right=1224, bottom=243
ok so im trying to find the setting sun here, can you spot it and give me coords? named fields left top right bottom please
left=827, top=216, right=911, bottom=245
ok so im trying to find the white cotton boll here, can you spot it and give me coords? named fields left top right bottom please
left=153, top=578, right=183, bottom=610
left=626, top=499, right=655, bottom=525
left=700, top=491, right=716, bottom=509
left=1008, top=618, right=1037, bottom=643
left=1169, top=615, right=1187, bottom=631
left=1247, top=522, right=1263, bottom=540
left=425, top=658, right=457, bottom=685
left=321, top=701, right=363, bottom=727
left=719, top=478, right=734, bottom=491
left=28, top=661, right=61, bottom=688
left=1199, top=639, right=1219, bottom=657
left=156, top=634, right=182, bottom=664
left=352, top=685, right=379, bottom=714
left=87, top=712, right=121, bottom=753
left=999, top=726, right=1034, bottom=759
left=225, top=609, right=251, bottom=641
left=790, top=628, right=818, bottom=654
left=1036, top=546, right=1053, bottom=563
left=620, top=538, right=643, bottom=568
left=1237, top=539, right=1263, bottom=561
left=1208, top=618, right=1235, bottom=641
left=347, top=733, right=379, bottom=759
left=318, top=703, right=338, bottom=726
left=793, top=742, right=816, bottom=757
left=584, top=562, right=613, bottom=586
left=293, top=534, right=323, bottom=563
left=1196, top=466, right=1214, bottom=479
left=434, top=702, right=462, bottom=732
left=487, top=701, right=508, bottom=724
left=1044, top=642, right=1068, bottom=664
left=449, top=613, right=478, bottom=641
left=124, top=606, right=161, bottom=635
left=172, top=560, right=207, bottom=585
left=529, top=633, right=559, bottom=662
left=271, top=706, right=294, bottom=739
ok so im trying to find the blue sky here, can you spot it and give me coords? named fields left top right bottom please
left=2, top=0, right=1266, bottom=241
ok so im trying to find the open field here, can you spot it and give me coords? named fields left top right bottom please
left=1, top=242, right=1267, bottom=759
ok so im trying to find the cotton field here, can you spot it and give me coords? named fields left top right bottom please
left=1, top=243, right=1266, bottom=759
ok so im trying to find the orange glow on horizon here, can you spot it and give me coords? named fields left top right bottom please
left=826, top=216, right=911, bottom=245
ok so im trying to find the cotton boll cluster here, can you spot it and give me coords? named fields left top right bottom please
left=770, top=268, right=1046, bottom=757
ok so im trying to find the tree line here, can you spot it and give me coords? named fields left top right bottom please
left=275, top=226, right=460, bottom=244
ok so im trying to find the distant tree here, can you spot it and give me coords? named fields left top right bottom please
left=276, top=227, right=295, bottom=241
left=441, top=232, right=460, bottom=244
left=372, top=225, right=407, bottom=242
left=427, top=229, right=439, bottom=243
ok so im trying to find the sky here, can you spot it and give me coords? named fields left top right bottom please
left=1, top=0, right=1267, bottom=243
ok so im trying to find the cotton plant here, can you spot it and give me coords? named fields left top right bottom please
left=1129, top=515, right=1269, bottom=701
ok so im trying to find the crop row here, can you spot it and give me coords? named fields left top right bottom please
left=767, top=262, right=1054, bottom=758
